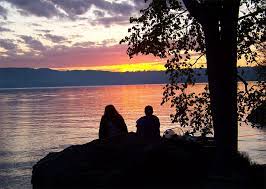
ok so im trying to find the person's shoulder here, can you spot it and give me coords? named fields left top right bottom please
left=117, top=114, right=125, bottom=122
left=137, top=116, right=146, bottom=121
left=137, top=116, right=146, bottom=124
left=152, top=115, right=160, bottom=121
left=117, top=114, right=123, bottom=119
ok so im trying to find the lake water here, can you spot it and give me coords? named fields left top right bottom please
left=0, top=84, right=265, bottom=189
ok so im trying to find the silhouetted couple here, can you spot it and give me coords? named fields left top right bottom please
left=99, top=105, right=160, bottom=140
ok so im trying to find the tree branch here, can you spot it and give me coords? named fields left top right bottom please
left=174, top=10, right=188, bottom=19
left=238, top=8, right=266, bottom=21
left=192, top=53, right=205, bottom=66
left=182, top=0, right=221, bottom=25
left=182, top=0, right=203, bottom=22
left=237, top=74, right=249, bottom=93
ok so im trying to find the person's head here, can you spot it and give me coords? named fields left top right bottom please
left=104, top=104, right=119, bottom=119
left=145, top=105, right=153, bottom=116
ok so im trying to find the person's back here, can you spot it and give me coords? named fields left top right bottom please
left=99, top=105, right=128, bottom=139
left=136, top=106, right=160, bottom=139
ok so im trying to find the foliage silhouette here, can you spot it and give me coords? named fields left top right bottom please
left=121, top=0, right=265, bottom=169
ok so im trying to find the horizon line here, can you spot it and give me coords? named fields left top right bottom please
left=0, top=65, right=257, bottom=73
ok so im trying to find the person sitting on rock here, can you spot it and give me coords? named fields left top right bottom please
left=99, top=105, right=128, bottom=139
left=136, top=105, right=160, bottom=139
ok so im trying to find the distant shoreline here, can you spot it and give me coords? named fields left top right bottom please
left=0, top=82, right=259, bottom=91
left=0, top=67, right=259, bottom=89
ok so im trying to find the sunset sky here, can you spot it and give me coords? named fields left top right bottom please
left=0, top=0, right=162, bottom=71
left=0, top=0, right=250, bottom=72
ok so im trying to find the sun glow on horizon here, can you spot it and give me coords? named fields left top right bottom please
left=53, top=62, right=166, bottom=72
left=50, top=53, right=257, bottom=72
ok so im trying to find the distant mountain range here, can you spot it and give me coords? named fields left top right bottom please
left=0, top=67, right=259, bottom=88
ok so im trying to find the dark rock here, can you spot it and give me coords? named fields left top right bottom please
left=31, top=132, right=264, bottom=189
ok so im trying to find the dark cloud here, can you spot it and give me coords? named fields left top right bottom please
left=35, top=29, right=51, bottom=33
left=70, top=34, right=82, bottom=38
left=8, top=0, right=62, bottom=18
left=0, top=4, right=7, bottom=19
left=20, top=35, right=45, bottom=51
left=51, top=0, right=135, bottom=17
left=92, top=0, right=134, bottom=16
left=30, top=23, right=42, bottom=27
left=0, top=38, right=17, bottom=50
left=93, top=10, right=105, bottom=17
left=51, top=0, right=92, bottom=16
left=44, top=34, right=66, bottom=43
left=93, top=16, right=129, bottom=27
left=0, top=26, right=12, bottom=32
left=5, top=0, right=148, bottom=25
left=102, top=38, right=117, bottom=45
left=133, top=0, right=149, bottom=7
left=73, top=41, right=96, bottom=47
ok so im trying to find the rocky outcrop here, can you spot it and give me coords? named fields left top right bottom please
left=31, top=132, right=264, bottom=189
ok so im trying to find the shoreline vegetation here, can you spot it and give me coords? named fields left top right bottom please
left=247, top=102, right=266, bottom=126
left=32, top=132, right=265, bottom=189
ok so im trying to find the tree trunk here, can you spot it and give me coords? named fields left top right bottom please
left=202, top=0, right=240, bottom=173
left=203, top=12, right=231, bottom=173
left=183, top=0, right=240, bottom=174
left=219, top=0, right=240, bottom=155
